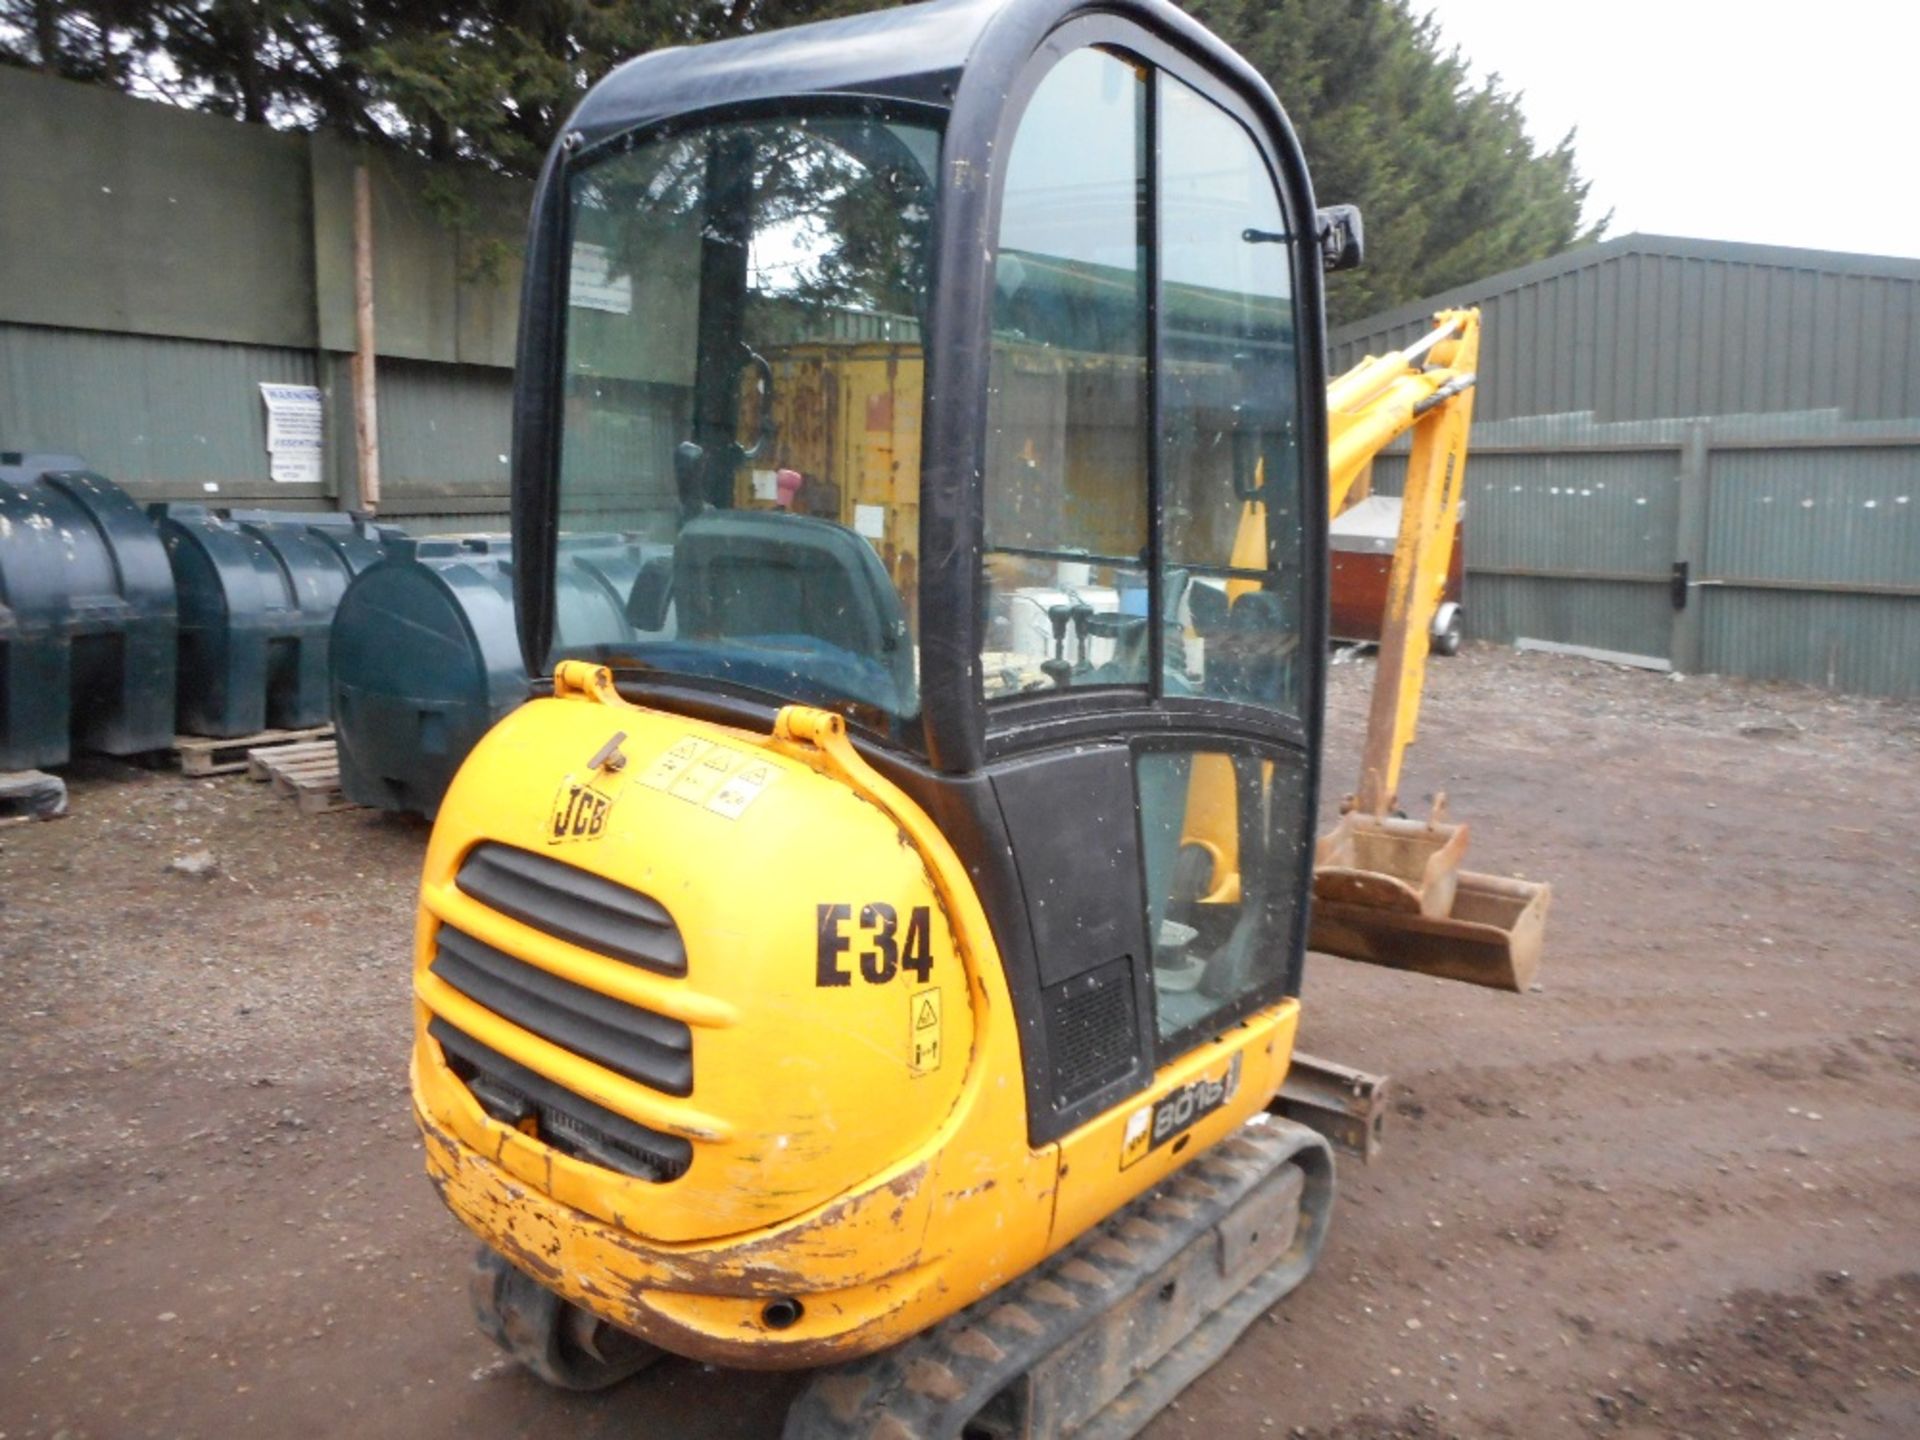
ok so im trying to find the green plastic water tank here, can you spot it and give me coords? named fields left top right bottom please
left=329, top=533, right=672, bottom=817
left=1, top=454, right=177, bottom=769
left=153, top=505, right=402, bottom=738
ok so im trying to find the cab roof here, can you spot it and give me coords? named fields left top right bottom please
left=567, top=0, right=1002, bottom=145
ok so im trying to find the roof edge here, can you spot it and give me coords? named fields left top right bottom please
left=1331, top=231, right=1920, bottom=346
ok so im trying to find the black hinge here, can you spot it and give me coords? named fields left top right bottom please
left=1671, top=561, right=1690, bottom=610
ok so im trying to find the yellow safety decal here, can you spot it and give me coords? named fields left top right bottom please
left=547, top=775, right=618, bottom=844
left=1120, top=1103, right=1152, bottom=1169
left=909, top=986, right=942, bottom=1075
left=639, top=736, right=777, bottom=819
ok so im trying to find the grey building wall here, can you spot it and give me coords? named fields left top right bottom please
left=1363, top=410, right=1919, bottom=698
left=0, top=65, right=529, bottom=523
left=1331, top=234, right=1920, bottom=424
left=6, top=72, right=1914, bottom=694
left=1336, top=235, right=1920, bottom=697
left=0, top=325, right=328, bottom=500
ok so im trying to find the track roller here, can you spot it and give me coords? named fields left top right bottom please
left=783, top=1118, right=1334, bottom=1440
left=469, top=1245, right=665, bottom=1391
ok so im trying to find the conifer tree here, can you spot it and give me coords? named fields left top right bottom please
left=0, top=0, right=1601, bottom=321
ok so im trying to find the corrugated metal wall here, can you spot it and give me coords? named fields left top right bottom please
left=6, top=72, right=1916, bottom=698
left=0, top=66, right=528, bottom=509
left=1336, top=235, right=1920, bottom=696
left=376, top=359, right=513, bottom=525
left=1365, top=410, right=1919, bottom=696
left=0, top=69, right=922, bottom=531
left=1331, top=236, right=1920, bottom=424
left=0, top=324, right=330, bottom=500
left=1699, top=433, right=1919, bottom=693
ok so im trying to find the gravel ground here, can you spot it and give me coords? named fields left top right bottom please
left=2, top=644, right=1916, bottom=1439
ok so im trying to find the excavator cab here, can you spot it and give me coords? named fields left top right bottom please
left=505, top=0, right=1334, bottom=1142
left=409, top=1, right=1517, bottom=1434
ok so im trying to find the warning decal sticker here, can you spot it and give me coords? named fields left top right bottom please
left=639, top=737, right=778, bottom=820
left=909, top=986, right=942, bottom=1075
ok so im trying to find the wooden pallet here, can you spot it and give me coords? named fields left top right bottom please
left=173, top=724, right=335, bottom=777
left=246, top=739, right=352, bottom=814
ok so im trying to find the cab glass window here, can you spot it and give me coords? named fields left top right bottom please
left=553, top=111, right=940, bottom=734
left=981, top=49, right=1151, bottom=700
left=1159, top=76, right=1305, bottom=714
left=1137, top=746, right=1306, bottom=1049
left=979, top=56, right=1305, bottom=715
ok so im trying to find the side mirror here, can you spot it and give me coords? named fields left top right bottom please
left=1316, top=205, right=1364, bottom=273
left=735, top=347, right=775, bottom=461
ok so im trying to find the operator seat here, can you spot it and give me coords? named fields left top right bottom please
left=673, top=510, right=916, bottom=714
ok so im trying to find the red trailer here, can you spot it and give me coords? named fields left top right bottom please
left=1328, top=493, right=1465, bottom=655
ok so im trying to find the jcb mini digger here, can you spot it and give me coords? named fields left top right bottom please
left=409, top=0, right=1546, bottom=1433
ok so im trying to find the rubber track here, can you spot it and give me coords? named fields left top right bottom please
left=782, top=1118, right=1334, bottom=1440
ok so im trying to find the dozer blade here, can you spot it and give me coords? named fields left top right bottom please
left=782, top=1120, right=1334, bottom=1440
left=1309, top=868, right=1549, bottom=993
left=1274, top=1050, right=1389, bottom=1164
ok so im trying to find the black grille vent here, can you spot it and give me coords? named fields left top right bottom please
left=430, top=924, right=693, bottom=1096
left=1044, top=959, right=1140, bottom=1108
left=430, top=1019, right=692, bottom=1182
left=455, top=842, right=686, bottom=976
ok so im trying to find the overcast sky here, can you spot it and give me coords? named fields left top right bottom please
left=1415, top=1, right=1920, bottom=260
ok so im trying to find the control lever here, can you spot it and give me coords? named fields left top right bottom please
left=1069, top=603, right=1093, bottom=672
left=1044, top=605, right=1074, bottom=689
left=1047, top=605, right=1071, bottom=663
left=674, top=441, right=708, bottom=520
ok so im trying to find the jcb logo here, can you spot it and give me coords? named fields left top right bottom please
left=548, top=778, right=614, bottom=844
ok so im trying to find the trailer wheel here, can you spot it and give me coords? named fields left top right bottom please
left=1430, top=603, right=1463, bottom=657
left=470, top=1245, right=663, bottom=1391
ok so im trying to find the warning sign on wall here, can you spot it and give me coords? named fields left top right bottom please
left=259, top=382, right=324, bottom=485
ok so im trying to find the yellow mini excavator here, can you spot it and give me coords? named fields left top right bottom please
left=408, top=1, right=1549, bottom=1433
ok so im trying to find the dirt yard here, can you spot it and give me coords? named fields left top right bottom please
left=3, top=646, right=1917, bottom=1440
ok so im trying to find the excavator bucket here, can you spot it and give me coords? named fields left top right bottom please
left=1311, top=861, right=1549, bottom=993
left=1312, top=810, right=1466, bottom=919
left=1311, top=806, right=1548, bottom=993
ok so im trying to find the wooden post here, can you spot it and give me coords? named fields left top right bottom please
left=351, top=163, right=381, bottom=513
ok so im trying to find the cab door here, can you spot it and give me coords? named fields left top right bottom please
left=962, top=37, right=1325, bottom=1146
